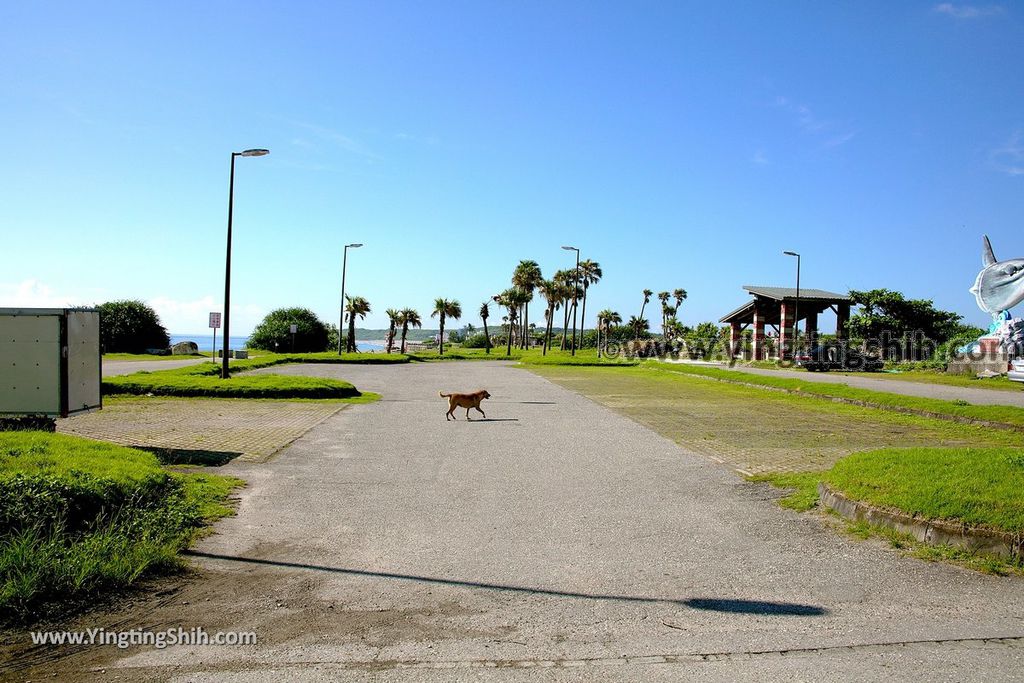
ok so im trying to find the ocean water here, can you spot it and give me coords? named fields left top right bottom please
left=170, top=334, right=382, bottom=353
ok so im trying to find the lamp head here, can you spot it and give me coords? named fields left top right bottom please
left=783, top=251, right=799, bottom=257
left=238, top=149, right=270, bottom=157
left=347, top=243, right=363, bottom=248
left=562, top=245, right=578, bottom=252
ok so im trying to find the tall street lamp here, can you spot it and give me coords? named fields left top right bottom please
left=222, top=148, right=269, bottom=379
left=783, top=250, right=801, bottom=353
left=562, top=245, right=581, bottom=356
left=338, top=243, right=363, bottom=354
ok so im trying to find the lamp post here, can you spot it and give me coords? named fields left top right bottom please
left=562, top=245, right=581, bottom=356
left=783, top=250, right=801, bottom=354
left=222, top=148, right=269, bottom=379
left=338, top=243, right=363, bottom=354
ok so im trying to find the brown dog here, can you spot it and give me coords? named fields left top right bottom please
left=439, top=389, right=491, bottom=421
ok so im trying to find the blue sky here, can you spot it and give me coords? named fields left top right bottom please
left=3, top=1, right=1023, bottom=334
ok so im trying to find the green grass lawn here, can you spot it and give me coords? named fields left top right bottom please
left=825, top=447, right=1024, bottom=532
left=833, top=369, right=1022, bottom=392
left=650, top=362, right=1024, bottom=429
left=729, top=359, right=1022, bottom=392
left=104, top=365, right=363, bottom=399
left=103, top=352, right=206, bottom=361
left=0, top=432, right=241, bottom=621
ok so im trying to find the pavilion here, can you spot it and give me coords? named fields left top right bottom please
left=719, top=285, right=852, bottom=360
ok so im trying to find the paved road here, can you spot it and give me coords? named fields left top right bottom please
left=685, top=362, right=1024, bottom=408
left=101, top=357, right=208, bottom=377
left=14, top=361, right=1023, bottom=680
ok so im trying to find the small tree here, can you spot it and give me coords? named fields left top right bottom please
left=97, top=300, right=170, bottom=353
left=248, top=307, right=330, bottom=352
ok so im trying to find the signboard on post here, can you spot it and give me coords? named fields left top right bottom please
left=210, top=312, right=221, bottom=360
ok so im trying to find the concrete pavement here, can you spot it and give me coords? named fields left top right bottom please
left=11, top=361, right=1023, bottom=680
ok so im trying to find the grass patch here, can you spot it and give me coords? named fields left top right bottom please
left=650, top=362, right=1024, bottom=429
left=825, top=447, right=1024, bottom=533
left=748, top=472, right=821, bottom=511
left=833, top=369, right=1022, bottom=392
left=104, top=368, right=362, bottom=399
left=0, top=432, right=241, bottom=622
left=104, top=353, right=205, bottom=361
left=842, top=519, right=1021, bottom=575
left=103, top=358, right=369, bottom=399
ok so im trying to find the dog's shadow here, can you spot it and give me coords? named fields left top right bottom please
left=467, top=418, right=519, bottom=423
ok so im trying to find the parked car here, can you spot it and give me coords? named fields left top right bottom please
left=1009, top=359, right=1024, bottom=384
left=794, top=345, right=884, bottom=372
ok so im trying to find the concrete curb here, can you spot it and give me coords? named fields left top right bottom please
left=817, top=482, right=1024, bottom=560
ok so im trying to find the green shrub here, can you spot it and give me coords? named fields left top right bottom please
left=0, top=433, right=240, bottom=620
left=248, top=307, right=330, bottom=353
left=462, top=332, right=491, bottom=348
left=97, top=300, right=170, bottom=354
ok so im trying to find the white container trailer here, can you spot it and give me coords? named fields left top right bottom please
left=0, top=308, right=102, bottom=418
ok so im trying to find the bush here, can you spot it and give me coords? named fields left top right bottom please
left=247, top=308, right=330, bottom=353
left=0, top=433, right=240, bottom=620
left=462, top=332, right=491, bottom=348
left=97, top=300, right=170, bottom=354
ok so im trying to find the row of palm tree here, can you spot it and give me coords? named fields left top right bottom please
left=347, top=267, right=685, bottom=357
left=634, top=288, right=687, bottom=339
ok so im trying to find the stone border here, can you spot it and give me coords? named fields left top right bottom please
left=818, top=482, right=1024, bottom=560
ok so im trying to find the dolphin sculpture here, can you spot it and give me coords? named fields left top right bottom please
left=970, top=235, right=1024, bottom=315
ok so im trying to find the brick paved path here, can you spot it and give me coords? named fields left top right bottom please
left=59, top=398, right=345, bottom=462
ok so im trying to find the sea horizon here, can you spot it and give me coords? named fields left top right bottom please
left=170, top=334, right=383, bottom=353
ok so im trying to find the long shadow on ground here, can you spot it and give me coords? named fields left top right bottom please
left=186, top=551, right=827, bottom=616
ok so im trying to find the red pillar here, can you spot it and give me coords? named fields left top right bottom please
left=730, top=322, right=742, bottom=359
left=778, top=301, right=795, bottom=360
left=752, top=306, right=766, bottom=360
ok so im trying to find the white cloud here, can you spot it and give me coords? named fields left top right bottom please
left=0, top=280, right=97, bottom=308
left=933, top=3, right=1003, bottom=18
left=150, top=295, right=265, bottom=335
left=751, top=150, right=769, bottom=165
left=771, top=95, right=856, bottom=150
left=990, top=131, right=1024, bottom=176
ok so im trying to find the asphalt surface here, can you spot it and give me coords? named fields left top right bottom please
left=696, top=363, right=1024, bottom=408
left=16, top=361, right=1024, bottom=681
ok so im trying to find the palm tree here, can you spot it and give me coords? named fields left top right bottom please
left=628, top=315, right=649, bottom=338
left=657, top=291, right=670, bottom=337
left=553, top=269, right=577, bottom=350
left=398, top=308, right=421, bottom=353
left=672, top=288, right=688, bottom=325
left=637, top=289, right=653, bottom=340
left=384, top=308, right=400, bottom=354
left=597, top=309, right=621, bottom=355
left=479, top=302, right=492, bottom=354
left=344, top=296, right=371, bottom=352
left=512, top=260, right=543, bottom=349
left=578, top=260, right=602, bottom=346
left=431, top=298, right=462, bottom=355
left=538, top=279, right=562, bottom=355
